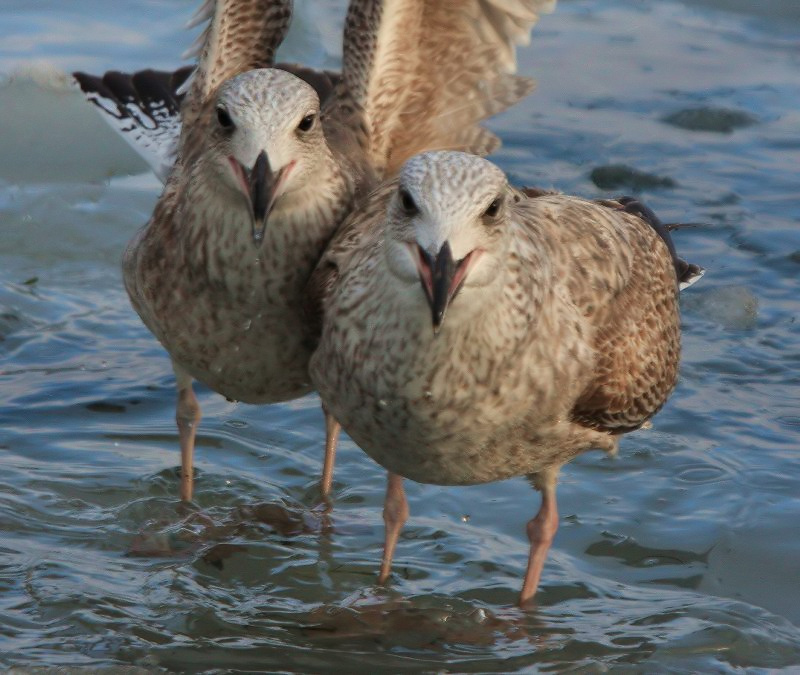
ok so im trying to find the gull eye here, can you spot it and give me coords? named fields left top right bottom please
left=297, top=114, right=316, bottom=132
left=399, top=188, right=418, bottom=215
left=484, top=197, right=502, bottom=219
left=216, top=106, right=234, bottom=130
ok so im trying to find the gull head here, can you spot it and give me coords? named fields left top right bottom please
left=384, top=151, right=513, bottom=333
left=210, top=69, right=328, bottom=244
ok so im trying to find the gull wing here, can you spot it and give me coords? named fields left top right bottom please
left=510, top=193, right=697, bottom=434
left=567, top=201, right=682, bottom=435
left=179, top=0, right=293, bottom=137
left=329, top=0, right=556, bottom=176
left=595, top=196, right=706, bottom=291
left=72, top=68, right=192, bottom=182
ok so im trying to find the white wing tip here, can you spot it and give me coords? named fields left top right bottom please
left=679, top=266, right=705, bottom=291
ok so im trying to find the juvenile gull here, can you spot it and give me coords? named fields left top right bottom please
left=73, top=0, right=556, bottom=501
left=308, top=150, right=703, bottom=604
left=72, top=64, right=337, bottom=183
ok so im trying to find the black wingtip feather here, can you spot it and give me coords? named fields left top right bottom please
left=72, top=67, right=194, bottom=122
left=73, top=71, right=118, bottom=107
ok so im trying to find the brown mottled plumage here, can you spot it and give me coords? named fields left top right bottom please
left=308, top=151, right=703, bottom=604
left=76, top=0, right=556, bottom=502
left=335, top=0, right=553, bottom=173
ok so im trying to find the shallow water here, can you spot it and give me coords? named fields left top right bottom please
left=1, top=0, right=799, bottom=671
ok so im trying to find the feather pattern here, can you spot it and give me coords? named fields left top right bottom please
left=180, top=0, right=293, bottom=136
left=332, top=0, right=555, bottom=174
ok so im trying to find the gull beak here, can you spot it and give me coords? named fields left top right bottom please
left=416, top=241, right=473, bottom=334
left=247, top=150, right=286, bottom=245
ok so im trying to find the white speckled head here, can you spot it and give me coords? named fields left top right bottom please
left=209, top=68, right=331, bottom=213
left=383, top=151, right=513, bottom=327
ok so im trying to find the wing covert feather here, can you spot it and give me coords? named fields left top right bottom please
left=514, top=196, right=681, bottom=434
left=304, top=181, right=396, bottom=345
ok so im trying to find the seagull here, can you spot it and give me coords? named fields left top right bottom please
left=73, top=0, right=556, bottom=502
left=307, top=150, right=703, bottom=605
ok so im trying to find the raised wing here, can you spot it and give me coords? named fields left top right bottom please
left=73, top=68, right=192, bottom=182
left=331, top=0, right=556, bottom=176
left=180, top=0, right=293, bottom=137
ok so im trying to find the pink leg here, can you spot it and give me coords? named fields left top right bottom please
left=378, top=472, right=409, bottom=584
left=174, top=365, right=201, bottom=502
left=320, top=407, right=340, bottom=498
left=519, top=470, right=560, bottom=606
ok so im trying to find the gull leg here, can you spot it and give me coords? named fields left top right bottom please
left=174, top=364, right=201, bottom=502
left=519, top=468, right=560, bottom=606
left=320, top=405, right=340, bottom=498
left=378, top=472, right=409, bottom=584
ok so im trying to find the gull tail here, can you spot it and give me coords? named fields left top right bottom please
left=614, top=196, right=705, bottom=291
left=72, top=67, right=193, bottom=183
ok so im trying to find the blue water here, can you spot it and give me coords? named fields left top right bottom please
left=1, top=0, right=799, bottom=671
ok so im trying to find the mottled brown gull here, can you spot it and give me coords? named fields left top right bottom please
left=73, top=0, right=556, bottom=501
left=308, top=150, right=703, bottom=604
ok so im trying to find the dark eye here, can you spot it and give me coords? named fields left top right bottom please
left=399, top=188, right=418, bottom=215
left=484, top=197, right=502, bottom=218
left=297, top=114, right=315, bottom=132
left=216, top=106, right=234, bottom=130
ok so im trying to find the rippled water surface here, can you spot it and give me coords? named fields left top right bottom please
left=1, top=0, right=799, bottom=671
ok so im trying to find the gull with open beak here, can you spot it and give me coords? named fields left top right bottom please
left=415, top=240, right=479, bottom=332
left=309, top=150, right=703, bottom=605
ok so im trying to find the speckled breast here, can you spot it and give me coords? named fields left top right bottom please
left=125, top=218, right=323, bottom=405
left=161, top=293, right=316, bottom=404
left=311, top=312, right=582, bottom=486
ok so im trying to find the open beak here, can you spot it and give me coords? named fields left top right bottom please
left=243, top=150, right=289, bottom=245
left=415, top=241, right=475, bottom=333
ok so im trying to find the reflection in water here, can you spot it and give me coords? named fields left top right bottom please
left=126, top=499, right=320, bottom=557
left=302, top=591, right=543, bottom=650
